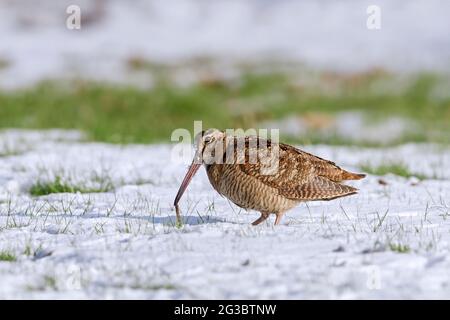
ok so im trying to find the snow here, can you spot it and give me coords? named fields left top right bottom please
left=0, top=130, right=449, bottom=299
left=260, top=111, right=420, bottom=144
left=1, top=0, right=450, bottom=88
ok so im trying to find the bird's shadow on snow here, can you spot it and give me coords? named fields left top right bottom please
left=143, top=215, right=224, bottom=226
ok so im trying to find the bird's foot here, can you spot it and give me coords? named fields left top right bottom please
left=274, top=212, right=285, bottom=226
left=251, top=212, right=270, bottom=226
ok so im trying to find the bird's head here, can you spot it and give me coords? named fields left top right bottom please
left=193, top=128, right=226, bottom=164
left=174, top=128, right=225, bottom=207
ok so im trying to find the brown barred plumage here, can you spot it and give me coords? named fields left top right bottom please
left=174, top=129, right=366, bottom=226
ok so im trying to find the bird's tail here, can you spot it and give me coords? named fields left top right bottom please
left=342, top=171, right=366, bottom=180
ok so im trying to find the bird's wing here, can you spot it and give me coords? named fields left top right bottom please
left=234, top=136, right=361, bottom=201
left=294, top=147, right=366, bottom=182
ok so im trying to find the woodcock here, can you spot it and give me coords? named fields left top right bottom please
left=174, top=129, right=365, bottom=226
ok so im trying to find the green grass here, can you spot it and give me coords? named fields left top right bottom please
left=23, top=245, right=32, bottom=257
left=360, top=162, right=430, bottom=180
left=0, top=68, right=449, bottom=145
left=0, top=250, right=17, bottom=262
left=389, top=243, right=411, bottom=253
left=30, top=175, right=114, bottom=196
left=43, top=276, right=57, bottom=290
left=0, top=148, right=24, bottom=157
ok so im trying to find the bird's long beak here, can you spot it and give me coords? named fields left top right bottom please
left=174, top=162, right=201, bottom=207
left=173, top=150, right=202, bottom=223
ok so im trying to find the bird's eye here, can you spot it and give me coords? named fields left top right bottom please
left=204, top=136, right=212, bottom=143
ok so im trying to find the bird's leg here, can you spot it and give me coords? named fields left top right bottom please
left=251, top=212, right=270, bottom=226
left=274, top=211, right=286, bottom=226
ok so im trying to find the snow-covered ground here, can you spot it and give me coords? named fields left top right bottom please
left=0, top=130, right=449, bottom=299
left=1, top=0, right=450, bottom=88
